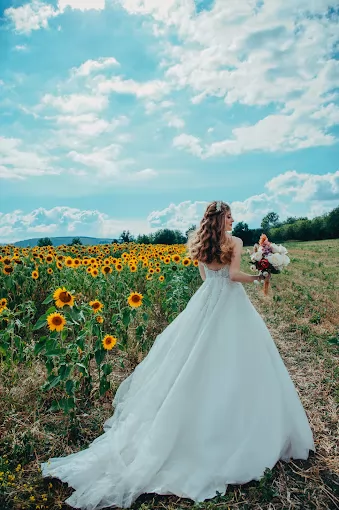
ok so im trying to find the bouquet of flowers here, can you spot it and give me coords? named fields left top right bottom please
left=248, top=234, right=290, bottom=295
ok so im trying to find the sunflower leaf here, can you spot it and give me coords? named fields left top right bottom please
left=101, top=363, right=112, bottom=376
left=65, top=379, right=75, bottom=395
left=95, top=349, right=106, bottom=366
left=45, top=306, right=57, bottom=315
left=32, top=315, right=47, bottom=331
left=42, top=375, right=61, bottom=391
left=99, top=378, right=110, bottom=396
left=42, top=294, right=54, bottom=305
left=122, top=309, right=131, bottom=327
left=34, top=338, right=47, bottom=355
left=75, top=363, right=88, bottom=376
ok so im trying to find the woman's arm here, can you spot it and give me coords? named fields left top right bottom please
left=229, top=238, right=264, bottom=283
left=198, top=261, right=206, bottom=281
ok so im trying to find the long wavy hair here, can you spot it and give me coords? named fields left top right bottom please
left=186, top=201, right=235, bottom=265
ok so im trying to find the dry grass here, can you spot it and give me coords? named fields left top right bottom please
left=1, top=239, right=338, bottom=510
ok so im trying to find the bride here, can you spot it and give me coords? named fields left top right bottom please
left=41, top=200, right=315, bottom=509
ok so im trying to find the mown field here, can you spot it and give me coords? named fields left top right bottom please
left=0, top=239, right=338, bottom=510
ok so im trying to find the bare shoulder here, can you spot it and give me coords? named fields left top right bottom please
left=231, top=235, right=243, bottom=247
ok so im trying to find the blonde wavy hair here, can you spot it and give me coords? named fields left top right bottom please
left=186, top=201, right=235, bottom=265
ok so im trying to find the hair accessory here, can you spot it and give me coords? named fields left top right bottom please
left=216, top=201, right=222, bottom=212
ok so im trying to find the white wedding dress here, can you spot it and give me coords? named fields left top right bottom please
left=41, top=264, right=315, bottom=509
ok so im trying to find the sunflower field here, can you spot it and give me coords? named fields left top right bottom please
left=1, top=239, right=338, bottom=510
left=0, top=242, right=201, bottom=420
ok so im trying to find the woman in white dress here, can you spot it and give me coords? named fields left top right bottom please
left=41, top=200, right=315, bottom=509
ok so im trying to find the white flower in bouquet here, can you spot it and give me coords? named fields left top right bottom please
left=278, top=245, right=288, bottom=255
left=250, top=264, right=257, bottom=271
left=270, top=243, right=280, bottom=254
left=281, top=254, right=290, bottom=267
left=251, top=251, right=262, bottom=262
left=267, top=253, right=285, bottom=270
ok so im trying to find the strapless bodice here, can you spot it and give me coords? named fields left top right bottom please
left=202, top=263, right=230, bottom=280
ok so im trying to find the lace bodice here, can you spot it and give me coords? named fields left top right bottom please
left=202, top=263, right=230, bottom=280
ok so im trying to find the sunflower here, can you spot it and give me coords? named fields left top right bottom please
left=64, top=257, right=73, bottom=267
left=86, top=266, right=92, bottom=274
left=146, top=274, right=152, bottom=281
left=163, top=257, right=171, bottom=264
left=32, top=270, right=39, bottom=279
left=149, top=268, right=155, bottom=274
left=91, top=268, right=99, bottom=277
left=155, top=267, right=161, bottom=273
left=47, top=268, right=53, bottom=275
left=96, top=315, right=104, bottom=324
left=115, top=263, right=123, bottom=272
left=0, top=298, right=7, bottom=308
left=3, top=257, right=11, bottom=265
left=182, top=257, right=191, bottom=266
left=172, top=254, right=181, bottom=263
left=73, top=258, right=81, bottom=267
left=56, top=261, right=63, bottom=270
left=101, top=265, right=112, bottom=275
left=46, top=254, right=53, bottom=263
left=129, top=265, right=137, bottom=272
left=53, top=287, right=75, bottom=308
left=89, top=300, right=104, bottom=314
left=159, top=275, right=165, bottom=282
left=3, top=265, right=13, bottom=275
left=47, top=312, right=66, bottom=332
left=193, top=260, right=199, bottom=267
left=102, top=335, right=117, bottom=350
left=127, top=292, right=143, bottom=308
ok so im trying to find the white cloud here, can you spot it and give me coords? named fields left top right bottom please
left=265, top=170, right=339, bottom=202
left=67, top=143, right=136, bottom=177
left=147, top=200, right=207, bottom=230
left=205, top=113, right=335, bottom=156
left=132, top=168, right=158, bottom=179
left=146, top=169, right=339, bottom=230
left=0, top=136, right=58, bottom=180
left=14, top=44, right=28, bottom=51
left=48, top=113, right=129, bottom=143
left=58, top=0, right=105, bottom=11
left=163, top=112, right=185, bottom=129
left=5, top=1, right=59, bottom=34
left=173, top=133, right=202, bottom=156
left=40, top=93, right=108, bottom=114
left=5, top=0, right=106, bottom=34
left=118, top=0, right=339, bottom=152
left=0, top=206, right=156, bottom=244
left=94, top=76, right=169, bottom=100
left=71, top=57, right=120, bottom=77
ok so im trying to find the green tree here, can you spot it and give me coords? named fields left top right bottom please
left=325, top=205, right=339, bottom=239
left=232, top=222, right=253, bottom=245
left=37, top=237, right=53, bottom=247
left=119, top=230, right=135, bottom=243
left=68, top=237, right=82, bottom=246
left=136, top=233, right=152, bottom=244
left=152, top=229, right=178, bottom=245
left=261, top=212, right=280, bottom=231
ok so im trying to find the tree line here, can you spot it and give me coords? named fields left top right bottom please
left=36, top=204, right=338, bottom=247
left=232, top=205, right=339, bottom=245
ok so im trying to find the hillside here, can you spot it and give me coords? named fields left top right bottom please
left=9, top=236, right=114, bottom=247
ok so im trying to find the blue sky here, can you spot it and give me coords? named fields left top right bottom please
left=0, top=0, right=338, bottom=243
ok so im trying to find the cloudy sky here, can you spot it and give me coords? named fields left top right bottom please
left=1, top=0, right=338, bottom=243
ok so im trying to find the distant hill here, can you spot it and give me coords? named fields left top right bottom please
left=9, top=236, right=115, bottom=248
